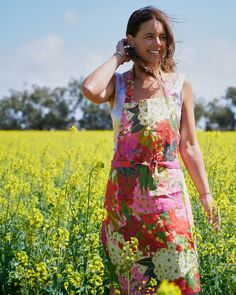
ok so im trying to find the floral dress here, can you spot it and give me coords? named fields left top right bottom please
left=100, top=69, right=201, bottom=295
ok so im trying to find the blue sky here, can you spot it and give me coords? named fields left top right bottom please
left=0, top=0, right=235, bottom=101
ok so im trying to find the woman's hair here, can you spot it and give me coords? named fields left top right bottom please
left=126, top=6, right=176, bottom=76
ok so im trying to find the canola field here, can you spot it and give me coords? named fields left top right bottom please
left=0, top=130, right=235, bottom=294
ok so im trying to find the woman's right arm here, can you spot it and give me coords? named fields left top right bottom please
left=81, top=39, right=128, bottom=104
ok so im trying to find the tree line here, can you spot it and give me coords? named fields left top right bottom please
left=0, top=79, right=235, bottom=130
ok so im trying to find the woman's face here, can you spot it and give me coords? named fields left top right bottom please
left=127, top=18, right=167, bottom=67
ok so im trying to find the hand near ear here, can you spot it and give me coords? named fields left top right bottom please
left=115, top=39, right=131, bottom=64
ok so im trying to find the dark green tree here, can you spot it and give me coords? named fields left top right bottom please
left=194, top=98, right=207, bottom=128
left=0, top=84, right=78, bottom=130
left=226, top=87, right=236, bottom=106
left=79, top=100, right=112, bottom=130
left=205, top=97, right=235, bottom=131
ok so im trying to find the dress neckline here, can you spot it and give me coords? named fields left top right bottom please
left=125, top=67, right=178, bottom=103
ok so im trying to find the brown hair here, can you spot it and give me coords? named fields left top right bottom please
left=126, top=6, right=176, bottom=76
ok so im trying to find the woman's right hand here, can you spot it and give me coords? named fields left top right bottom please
left=115, top=39, right=131, bottom=64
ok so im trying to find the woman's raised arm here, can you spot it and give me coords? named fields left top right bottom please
left=81, top=39, right=128, bottom=104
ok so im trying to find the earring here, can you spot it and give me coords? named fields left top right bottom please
left=162, top=50, right=167, bottom=60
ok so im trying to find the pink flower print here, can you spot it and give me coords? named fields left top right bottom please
left=118, top=275, right=128, bottom=293
left=131, top=264, right=147, bottom=282
left=154, top=193, right=183, bottom=212
left=163, top=83, right=172, bottom=96
left=118, top=132, right=139, bottom=160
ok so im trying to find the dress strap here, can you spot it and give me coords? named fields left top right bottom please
left=110, top=72, right=125, bottom=112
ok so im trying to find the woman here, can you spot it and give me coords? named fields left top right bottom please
left=82, top=6, right=220, bottom=295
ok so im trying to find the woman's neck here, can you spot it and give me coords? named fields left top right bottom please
left=133, top=64, right=162, bottom=81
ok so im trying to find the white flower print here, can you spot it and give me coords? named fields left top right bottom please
left=152, top=243, right=199, bottom=281
left=136, top=98, right=177, bottom=128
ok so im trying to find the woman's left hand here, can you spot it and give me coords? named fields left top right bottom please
left=200, top=194, right=221, bottom=231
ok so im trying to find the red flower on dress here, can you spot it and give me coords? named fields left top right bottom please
left=165, top=231, right=174, bottom=243
left=104, top=179, right=117, bottom=211
left=138, top=226, right=166, bottom=252
left=141, top=213, right=160, bottom=225
left=120, top=214, right=142, bottom=242
left=133, top=145, right=152, bottom=163
left=171, top=273, right=201, bottom=294
left=164, top=210, right=191, bottom=241
left=117, top=172, right=137, bottom=200
left=156, top=119, right=177, bottom=145
left=176, top=244, right=183, bottom=252
left=118, top=241, right=123, bottom=249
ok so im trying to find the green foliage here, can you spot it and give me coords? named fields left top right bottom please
left=0, top=130, right=235, bottom=294
left=0, top=81, right=235, bottom=131
left=79, top=100, right=112, bottom=130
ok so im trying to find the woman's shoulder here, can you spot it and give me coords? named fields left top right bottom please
left=164, top=70, right=185, bottom=78
left=115, top=70, right=131, bottom=82
left=171, top=71, right=189, bottom=86
left=173, top=71, right=190, bottom=83
left=109, top=70, right=129, bottom=110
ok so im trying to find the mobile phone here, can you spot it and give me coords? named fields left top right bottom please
left=123, top=39, right=136, bottom=58
left=123, top=39, right=132, bottom=57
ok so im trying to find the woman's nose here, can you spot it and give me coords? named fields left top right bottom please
left=154, top=37, right=162, bottom=46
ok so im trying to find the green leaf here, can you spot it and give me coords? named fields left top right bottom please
left=138, top=166, right=149, bottom=194
left=138, top=165, right=157, bottom=193
left=185, top=273, right=199, bottom=290
left=148, top=171, right=157, bottom=191
left=109, top=211, right=122, bottom=222
left=121, top=201, right=130, bottom=223
left=156, top=231, right=167, bottom=243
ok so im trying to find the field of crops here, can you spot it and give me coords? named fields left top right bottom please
left=0, top=130, right=235, bottom=294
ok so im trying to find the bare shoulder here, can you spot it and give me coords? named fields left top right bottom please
left=183, top=76, right=192, bottom=87
left=182, top=76, right=193, bottom=105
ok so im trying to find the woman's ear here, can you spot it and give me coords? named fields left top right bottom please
left=127, top=34, right=135, bottom=48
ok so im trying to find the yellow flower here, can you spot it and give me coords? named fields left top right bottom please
left=69, top=125, right=78, bottom=133
left=157, top=279, right=182, bottom=295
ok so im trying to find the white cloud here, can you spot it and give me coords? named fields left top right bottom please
left=0, top=34, right=107, bottom=98
left=64, top=10, right=80, bottom=27
left=20, top=34, right=64, bottom=65
left=176, top=40, right=236, bottom=100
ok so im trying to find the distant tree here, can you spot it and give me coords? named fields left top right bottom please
left=79, top=100, right=112, bottom=130
left=1, top=78, right=234, bottom=131
left=194, top=97, right=207, bottom=129
left=0, top=83, right=79, bottom=130
left=67, top=78, right=84, bottom=122
left=226, top=87, right=236, bottom=106
left=0, top=90, right=27, bottom=129
left=205, top=97, right=235, bottom=131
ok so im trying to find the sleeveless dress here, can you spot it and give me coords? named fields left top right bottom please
left=100, top=70, right=201, bottom=295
